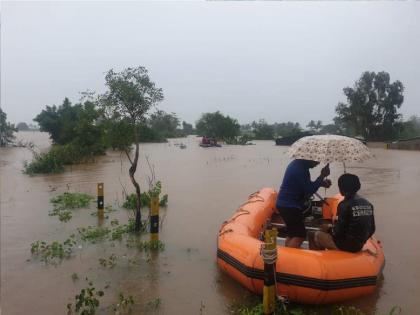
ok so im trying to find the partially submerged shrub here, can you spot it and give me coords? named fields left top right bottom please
left=67, top=284, right=104, bottom=315
left=48, top=192, right=93, bottom=222
left=24, top=143, right=105, bottom=175
left=51, top=192, right=94, bottom=209
left=99, top=254, right=117, bottom=268
left=113, top=293, right=134, bottom=314
left=123, top=181, right=168, bottom=210
left=30, top=235, right=76, bottom=264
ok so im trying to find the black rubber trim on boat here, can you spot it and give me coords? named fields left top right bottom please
left=217, top=249, right=377, bottom=290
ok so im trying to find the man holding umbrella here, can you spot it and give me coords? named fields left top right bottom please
left=276, top=159, right=331, bottom=248
left=280, top=135, right=373, bottom=248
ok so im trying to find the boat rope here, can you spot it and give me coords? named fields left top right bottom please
left=260, top=243, right=277, bottom=265
left=260, top=243, right=289, bottom=304
left=219, top=192, right=266, bottom=233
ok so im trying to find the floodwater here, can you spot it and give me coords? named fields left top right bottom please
left=1, top=132, right=420, bottom=315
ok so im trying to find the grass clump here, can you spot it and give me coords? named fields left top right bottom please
left=51, top=192, right=93, bottom=209
left=49, top=208, right=73, bottom=222
left=236, top=303, right=402, bottom=315
left=48, top=192, right=93, bottom=222
left=67, top=283, right=104, bottom=315
left=77, top=226, right=110, bottom=243
left=113, top=293, right=135, bottom=314
left=24, top=143, right=104, bottom=175
left=99, top=254, right=117, bottom=268
left=30, top=235, right=76, bottom=264
left=123, top=181, right=168, bottom=209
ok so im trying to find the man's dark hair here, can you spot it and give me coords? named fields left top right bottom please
left=338, top=173, right=361, bottom=196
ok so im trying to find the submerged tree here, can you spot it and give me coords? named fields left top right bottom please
left=252, top=119, right=275, bottom=140
left=99, top=67, right=164, bottom=232
left=0, top=108, right=17, bottom=147
left=196, top=111, right=240, bottom=141
left=335, top=71, right=404, bottom=140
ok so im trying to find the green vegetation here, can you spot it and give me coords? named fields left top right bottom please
left=48, top=192, right=94, bottom=222
left=71, top=273, right=79, bottom=282
left=334, top=71, right=404, bottom=141
left=51, top=192, right=94, bottom=209
left=99, top=66, right=164, bottom=232
left=145, top=297, right=162, bottom=311
left=398, top=115, right=420, bottom=139
left=196, top=111, right=240, bottom=142
left=122, top=181, right=168, bottom=210
left=77, top=226, right=111, bottom=243
left=77, top=219, right=135, bottom=243
left=30, top=236, right=76, bottom=264
left=0, top=108, right=17, bottom=147
left=113, top=293, right=135, bottom=314
left=67, top=283, right=104, bottom=315
left=236, top=302, right=401, bottom=315
left=49, top=208, right=72, bottom=222
left=99, top=254, right=117, bottom=268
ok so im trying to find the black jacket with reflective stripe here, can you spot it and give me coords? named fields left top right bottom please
left=333, top=194, right=376, bottom=250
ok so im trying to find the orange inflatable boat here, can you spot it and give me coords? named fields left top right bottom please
left=217, top=188, right=384, bottom=304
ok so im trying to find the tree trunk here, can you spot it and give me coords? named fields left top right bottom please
left=128, top=139, right=142, bottom=232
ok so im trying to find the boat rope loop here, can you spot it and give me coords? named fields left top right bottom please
left=260, top=243, right=277, bottom=265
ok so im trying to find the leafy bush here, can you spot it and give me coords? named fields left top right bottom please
left=67, top=284, right=104, bottom=315
left=51, top=192, right=93, bottom=209
left=48, top=192, right=93, bottom=222
left=30, top=236, right=76, bottom=264
left=122, top=181, right=168, bottom=209
left=24, top=143, right=105, bottom=175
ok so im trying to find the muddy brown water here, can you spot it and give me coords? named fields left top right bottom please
left=1, top=132, right=420, bottom=315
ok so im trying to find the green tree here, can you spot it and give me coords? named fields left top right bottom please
left=16, top=122, right=30, bottom=131
left=335, top=71, right=404, bottom=140
left=306, top=120, right=323, bottom=134
left=34, top=97, right=103, bottom=148
left=319, top=123, right=341, bottom=135
left=273, top=122, right=302, bottom=137
left=99, top=66, right=164, bottom=232
left=148, top=110, right=180, bottom=138
left=195, top=111, right=240, bottom=142
left=252, top=119, right=275, bottom=140
left=0, top=108, right=17, bottom=146
left=399, top=115, right=420, bottom=139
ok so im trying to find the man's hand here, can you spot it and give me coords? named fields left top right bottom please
left=320, top=164, right=330, bottom=178
left=322, top=179, right=332, bottom=188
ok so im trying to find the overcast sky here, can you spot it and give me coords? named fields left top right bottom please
left=1, top=1, right=419, bottom=126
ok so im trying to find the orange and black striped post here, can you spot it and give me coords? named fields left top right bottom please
left=150, top=196, right=159, bottom=241
left=262, top=228, right=278, bottom=315
left=97, top=183, right=104, bottom=219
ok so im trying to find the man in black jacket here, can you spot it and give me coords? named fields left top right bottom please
left=309, top=173, right=376, bottom=252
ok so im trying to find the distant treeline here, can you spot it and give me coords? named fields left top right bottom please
left=2, top=69, right=419, bottom=174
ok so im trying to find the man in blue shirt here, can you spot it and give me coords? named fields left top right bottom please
left=276, top=159, right=331, bottom=248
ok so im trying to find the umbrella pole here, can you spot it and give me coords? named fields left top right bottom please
left=343, top=162, right=347, bottom=173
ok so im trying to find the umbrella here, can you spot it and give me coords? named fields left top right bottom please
left=287, top=135, right=373, bottom=164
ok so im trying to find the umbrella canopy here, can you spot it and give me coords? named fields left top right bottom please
left=287, top=135, right=373, bottom=164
